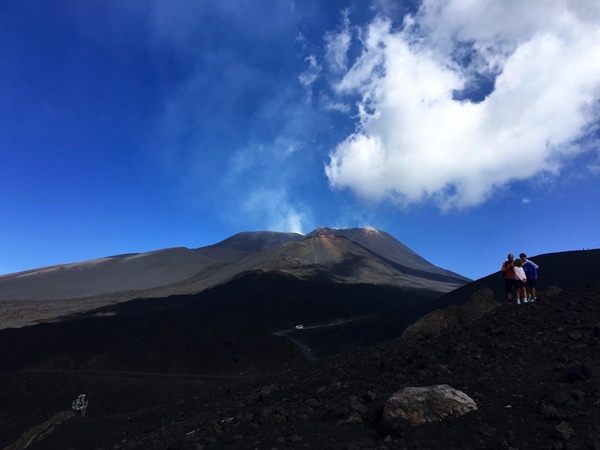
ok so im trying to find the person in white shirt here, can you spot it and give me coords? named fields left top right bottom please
left=513, top=259, right=528, bottom=305
left=519, top=253, right=539, bottom=302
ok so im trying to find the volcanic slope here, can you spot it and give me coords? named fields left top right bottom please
left=0, top=228, right=466, bottom=303
left=0, top=231, right=304, bottom=302
left=0, top=264, right=450, bottom=448
left=0, top=266, right=442, bottom=375
left=307, top=226, right=469, bottom=281
left=2, top=284, right=599, bottom=449
left=0, top=228, right=469, bottom=329
left=221, top=234, right=466, bottom=291
left=0, top=247, right=216, bottom=301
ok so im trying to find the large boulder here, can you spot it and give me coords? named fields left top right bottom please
left=401, top=288, right=500, bottom=341
left=383, top=384, right=477, bottom=430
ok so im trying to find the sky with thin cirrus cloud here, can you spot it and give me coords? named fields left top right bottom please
left=1, top=0, right=598, bottom=280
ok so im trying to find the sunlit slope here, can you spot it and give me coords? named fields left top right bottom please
left=0, top=227, right=469, bottom=302
left=0, top=248, right=215, bottom=301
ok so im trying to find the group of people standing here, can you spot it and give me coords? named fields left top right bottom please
left=502, top=253, right=539, bottom=304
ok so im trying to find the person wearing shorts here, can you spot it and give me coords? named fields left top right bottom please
left=520, top=253, right=539, bottom=301
left=513, top=259, right=528, bottom=304
left=501, top=254, right=516, bottom=303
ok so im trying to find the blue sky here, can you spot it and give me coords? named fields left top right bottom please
left=1, top=0, right=598, bottom=280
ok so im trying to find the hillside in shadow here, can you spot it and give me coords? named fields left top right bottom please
left=0, top=270, right=437, bottom=376
left=2, top=284, right=598, bottom=449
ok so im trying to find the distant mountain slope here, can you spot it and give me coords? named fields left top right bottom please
left=0, top=227, right=468, bottom=303
left=239, top=234, right=465, bottom=293
left=0, top=248, right=216, bottom=301
left=199, top=231, right=303, bottom=255
left=307, top=227, right=469, bottom=281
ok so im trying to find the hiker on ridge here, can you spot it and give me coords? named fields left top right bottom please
left=513, top=259, right=528, bottom=305
left=520, top=253, right=539, bottom=302
left=502, top=253, right=516, bottom=303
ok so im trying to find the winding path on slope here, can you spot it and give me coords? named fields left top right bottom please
left=273, top=319, right=357, bottom=361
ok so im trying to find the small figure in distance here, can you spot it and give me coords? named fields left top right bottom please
left=513, top=259, right=528, bottom=305
left=501, top=253, right=516, bottom=303
left=519, top=253, right=539, bottom=302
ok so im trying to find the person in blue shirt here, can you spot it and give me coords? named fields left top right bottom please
left=519, top=253, right=539, bottom=302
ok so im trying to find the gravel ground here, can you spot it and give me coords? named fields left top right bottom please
left=2, top=285, right=599, bottom=450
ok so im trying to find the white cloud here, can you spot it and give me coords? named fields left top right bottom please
left=318, top=94, right=351, bottom=114
left=324, top=0, right=600, bottom=209
left=324, top=8, right=352, bottom=73
left=299, top=55, right=322, bottom=97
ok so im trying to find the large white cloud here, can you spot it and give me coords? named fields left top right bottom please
left=324, top=0, right=599, bottom=209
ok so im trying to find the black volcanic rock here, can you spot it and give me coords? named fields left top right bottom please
left=401, top=288, right=501, bottom=341
left=2, top=285, right=599, bottom=450
left=0, top=270, right=435, bottom=375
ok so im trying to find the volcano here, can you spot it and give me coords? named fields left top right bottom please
left=0, top=227, right=469, bottom=330
left=0, top=227, right=472, bottom=374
